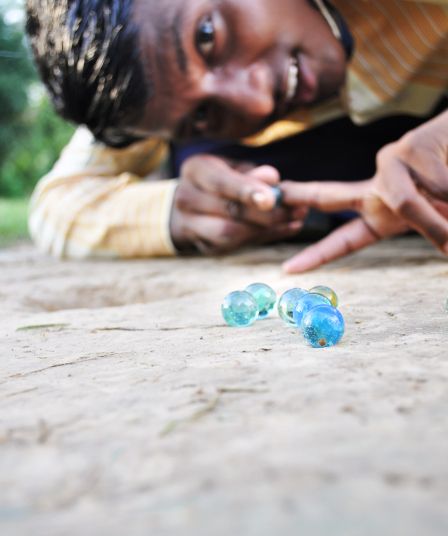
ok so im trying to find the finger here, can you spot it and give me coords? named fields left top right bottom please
left=187, top=214, right=261, bottom=252
left=377, top=158, right=448, bottom=252
left=176, top=183, right=230, bottom=217
left=282, top=218, right=379, bottom=274
left=292, top=206, right=310, bottom=220
left=176, top=184, right=297, bottom=227
left=231, top=163, right=281, bottom=186
left=431, top=199, right=448, bottom=220
left=247, top=165, right=281, bottom=186
left=280, top=180, right=367, bottom=212
left=396, top=194, right=448, bottom=253
left=397, top=117, right=448, bottom=201
left=182, top=155, right=276, bottom=210
left=187, top=215, right=303, bottom=255
left=240, top=205, right=299, bottom=227
left=194, top=225, right=301, bottom=255
left=256, top=220, right=304, bottom=245
left=227, top=160, right=256, bottom=174
left=412, top=159, right=448, bottom=202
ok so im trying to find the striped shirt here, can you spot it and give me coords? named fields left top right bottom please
left=29, top=0, right=448, bottom=258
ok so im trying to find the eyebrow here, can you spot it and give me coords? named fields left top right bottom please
left=171, top=9, right=188, bottom=74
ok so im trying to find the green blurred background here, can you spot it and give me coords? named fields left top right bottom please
left=0, top=0, right=74, bottom=246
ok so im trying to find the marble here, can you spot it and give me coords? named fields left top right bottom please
left=293, top=292, right=332, bottom=328
left=245, top=283, right=277, bottom=319
left=277, top=288, right=308, bottom=325
left=222, top=291, right=259, bottom=327
left=301, top=304, right=345, bottom=348
left=309, top=285, right=339, bottom=307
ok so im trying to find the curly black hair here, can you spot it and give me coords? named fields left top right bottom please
left=26, top=0, right=150, bottom=147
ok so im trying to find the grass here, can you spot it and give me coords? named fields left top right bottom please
left=0, top=197, right=30, bottom=247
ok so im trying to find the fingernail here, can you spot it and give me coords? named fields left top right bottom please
left=252, top=192, right=271, bottom=209
left=282, top=261, right=294, bottom=274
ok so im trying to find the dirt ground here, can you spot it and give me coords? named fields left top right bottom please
left=1, top=237, right=447, bottom=536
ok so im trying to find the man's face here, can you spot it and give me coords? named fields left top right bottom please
left=132, top=0, right=347, bottom=141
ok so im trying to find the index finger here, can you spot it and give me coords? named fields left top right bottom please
left=182, top=155, right=278, bottom=210
left=282, top=218, right=379, bottom=273
left=280, top=180, right=368, bottom=212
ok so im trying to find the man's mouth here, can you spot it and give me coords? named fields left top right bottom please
left=286, top=57, right=300, bottom=101
left=250, top=51, right=321, bottom=135
left=283, top=52, right=318, bottom=112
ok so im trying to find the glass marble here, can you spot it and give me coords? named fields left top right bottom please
left=245, top=283, right=277, bottom=319
left=271, top=186, right=283, bottom=208
left=221, top=291, right=258, bottom=327
left=277, top=288, right=308, bottom=325
left=309, top=285, right=339, bottom=307
left=301, top=305, right=345, bottom=348
left=293, top=292, right=332, bottom=328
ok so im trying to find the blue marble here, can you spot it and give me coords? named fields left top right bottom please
left=245, top=283, right=277, bottom=319
left=271, top=186, right=283, bottom=208
left=277, top=288, right=308, bottom=325
left=309, top=285, right=339, bottom=307
left=301, top=305, right=345, bottom=348
left=293, top=292, right=332, bottom=328
left=222, top=291, right=258, bottom=327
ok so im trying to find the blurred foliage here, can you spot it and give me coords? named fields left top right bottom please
left=2, top=97, right=75, bottom=196
left=0, top=3, right=74, bottom=198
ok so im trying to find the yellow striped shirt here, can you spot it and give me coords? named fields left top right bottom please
left=29, top=0, right=448, bottom=258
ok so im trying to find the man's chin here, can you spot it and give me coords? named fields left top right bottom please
left=311, top=86, right=343, bottom=106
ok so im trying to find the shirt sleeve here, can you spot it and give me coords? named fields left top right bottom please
left=29, top=127, right=178, bottom=259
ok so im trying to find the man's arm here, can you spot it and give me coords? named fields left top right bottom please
left=29, top=127, right=177, bottom=258
left=30, top=128, right=304, bottom=259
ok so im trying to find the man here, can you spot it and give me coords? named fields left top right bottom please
left=25, top=0, right=448, bottom=272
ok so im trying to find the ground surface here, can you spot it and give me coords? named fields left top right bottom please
left=1, top=238, right=447, bottom=536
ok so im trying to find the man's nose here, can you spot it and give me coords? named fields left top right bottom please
left=203, top=62, right=275, bottom=118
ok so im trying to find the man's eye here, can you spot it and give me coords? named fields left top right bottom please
left=195, top=15, right=215, bottom=58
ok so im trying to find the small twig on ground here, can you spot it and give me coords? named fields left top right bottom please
left=217, top=387, right=269, bottom=394
left=16, top=323, right=70, bottom=331
left=160, top=395, right=220, bottom=437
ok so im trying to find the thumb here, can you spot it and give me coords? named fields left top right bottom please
left=245, top=165, right=281, bottom=210
left=247, top=165, right=281, bottom=185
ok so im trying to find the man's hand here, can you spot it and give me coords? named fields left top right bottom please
left=170, top=154, right=305, bottom=254
left=280, top=110, right=448, bottom=273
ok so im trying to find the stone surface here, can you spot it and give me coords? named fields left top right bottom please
left=1, top=237, right=448, bottom=536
